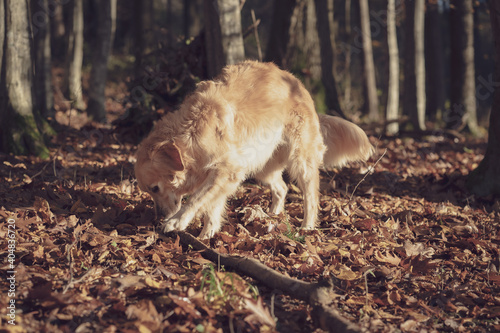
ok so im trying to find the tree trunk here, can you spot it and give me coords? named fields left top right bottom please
left=1, top=0, right=49, bottom=158
left=0, top=0, right=4, bottom=81
left=327, top=0, right=335, bottom=51
left=403, top=0, right=426, bottom=130
left=63, top=0, right=85, bottom=110
left=184, top=0, right=202, bottom=39
left=133, top=0, right=144, bottom=76
left=425, top=1, right=445, bottom=122
left=204, top=0, right=245, bottom=77
left=87, top=0, right=115, bottom=122
left=386, top=0, right=399, bottom=135
left=184, top=0, right=192, bottom=38
left=49, top=0, right=65, bottom=61
left=448, top=0, right=479, bottom=135
left=217, top=0, right=245, bottom=65
left=264, top=0, right=297, bottom=68
left=359, top=0, right=379, bottom=121
left=467, top=0, right=500, bottom=196
left=31, top=0, right=54, bottom=118
left=314, top=0, right=344, bottom=117
left=203, top=0, right=225, bottom=78
left=344, top=0, right=352, bottom=110
left=306, top=0, right=321, bottom=80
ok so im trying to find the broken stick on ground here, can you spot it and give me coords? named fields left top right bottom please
left=173, top=231, right=363, bottom=333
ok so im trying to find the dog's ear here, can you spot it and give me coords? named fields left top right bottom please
left=151, top=141, right=185, bottom=171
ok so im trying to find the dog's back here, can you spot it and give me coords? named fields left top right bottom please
left=169, top=61, right=325, bottom=174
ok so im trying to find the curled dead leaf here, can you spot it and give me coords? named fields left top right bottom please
left=331, top=264, right=362, bottom=280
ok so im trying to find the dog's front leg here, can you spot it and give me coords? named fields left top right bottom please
left=198, top=195, right=227, bottom=239
left=161, top=169, right=244, bottom=236
left=161, top=208, right=196, bottom=233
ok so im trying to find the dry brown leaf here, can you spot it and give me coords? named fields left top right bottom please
left=244, top=297, right=276, bottom=328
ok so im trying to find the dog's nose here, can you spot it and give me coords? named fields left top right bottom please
left=154, top=201, right=164, bottom=220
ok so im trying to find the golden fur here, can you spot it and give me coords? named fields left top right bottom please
left=135, top=61, right=373, bottom=239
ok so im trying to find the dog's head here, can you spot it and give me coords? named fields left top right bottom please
left=135, top=140, right=185, bottom=219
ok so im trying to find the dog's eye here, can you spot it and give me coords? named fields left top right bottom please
left=151, top=185, right=159, bottom=193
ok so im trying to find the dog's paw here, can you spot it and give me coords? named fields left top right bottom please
left=198, top=227, right=216, bottom=240
left=160, top=217, right=184, bottom=234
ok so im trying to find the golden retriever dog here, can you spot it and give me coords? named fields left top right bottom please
left=135, top=61, right=373, bottom=239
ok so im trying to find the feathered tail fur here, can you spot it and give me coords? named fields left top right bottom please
left=319, top=114, right=374, bottom=168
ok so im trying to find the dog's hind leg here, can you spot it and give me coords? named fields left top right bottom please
left=287, top=159, right=321, bottom=230
left=254, top=168, right=287, bottom=215
left=284, top=113, right=325, bottom=230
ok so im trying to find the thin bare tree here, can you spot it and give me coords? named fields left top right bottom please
left=386, top=0, right=399, bottom=135
left=425, top=0, right=445, bottom=121
left=31, top=0, right=54, bottom=118
left=403, top=0, right=426, bottom=130
left=64, top=0, right=85, bottom=110
left=359, top=0, right=379, bottom=121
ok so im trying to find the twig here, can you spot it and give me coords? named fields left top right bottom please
left=363, top=269, right=374, bottom=307
left=348, top=148, right=387, bottom=203
left=251, top=9, right=263, bottom=61
left=31, top=145, right=63, bottom=180
left=243, top=19, right=261, bottom=39
left=53, top=157, right=58, bottom=178
left=62, top=238, right=78, bottom=294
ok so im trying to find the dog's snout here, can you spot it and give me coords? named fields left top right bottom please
left=154, top=201, right=164, bottom=220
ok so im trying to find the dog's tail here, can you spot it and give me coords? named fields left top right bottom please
left=319, top=114, right=374, bottom=169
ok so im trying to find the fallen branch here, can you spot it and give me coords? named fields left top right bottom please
left=173, top=231, right=363, bottom=333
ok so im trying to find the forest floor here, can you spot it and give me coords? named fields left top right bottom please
left=1, top=84, right=500, bottom=332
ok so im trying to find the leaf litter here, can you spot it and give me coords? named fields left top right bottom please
left=0, top=122, right=499, bottom=332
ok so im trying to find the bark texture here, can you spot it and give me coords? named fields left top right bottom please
left=386, top=0, right=399, bottom=135
left=31, top=0, right=54, bottom=118
left=87, top=0, right=115, bottom=122
left=467, top=1, right=500, bottom=196
left=63, top=0, right=84, bottom=109
left=448, top=0, right=479, bottom=134
left=1, top=0, right=49, bottom=157
left=403, top=0, right=426, bottom=130
left=425, top=1, right=445, bottom=121
left=314, top=0, right=344, bottom=117
left=359, top=0, right=379, bottom=121
left=217, top=0, right=245, bottom=65
left=204, top=0, right=245, bottom=77
left=203, top=0, right=225, bottom=78
left=265, top=0, right=297, bottom=67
